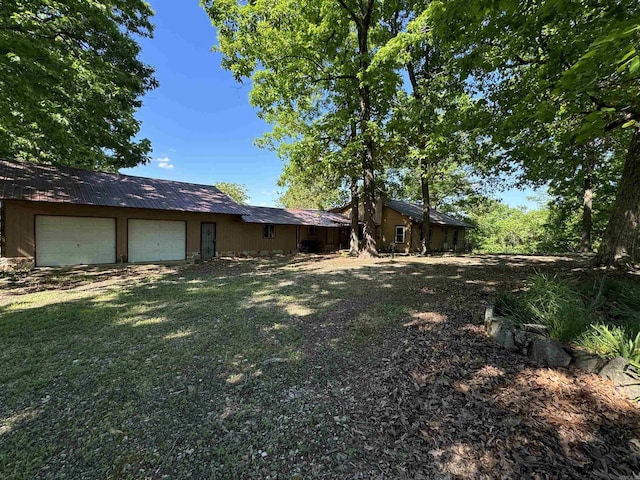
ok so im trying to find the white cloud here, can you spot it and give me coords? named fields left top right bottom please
left=154, top=157, right=174, bottom=170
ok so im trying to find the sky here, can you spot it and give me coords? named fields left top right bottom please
left=121, top=0, right=539, bottom=209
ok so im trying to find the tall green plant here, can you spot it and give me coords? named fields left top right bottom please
left=580, top=325, right=640, bottom=363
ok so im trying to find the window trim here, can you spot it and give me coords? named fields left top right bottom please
left=263, top=224, right=275, bottom=239
left=394, top=225, right=406, bottom=243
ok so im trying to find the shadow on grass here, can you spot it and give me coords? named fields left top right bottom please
left=357, top=305, right=640, bottom=479
left=2, top=253, right=631, bottom=479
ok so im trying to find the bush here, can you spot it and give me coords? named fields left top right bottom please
left=495, top=273, right=593, bottom=341
left=601, top=278, right=640, bottom=334
left=579, top=324, right=640, bottom=363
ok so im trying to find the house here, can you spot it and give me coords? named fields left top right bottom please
left=0, top=159, right=349, bottom=267
left=240, top=206, right=350, bottom=255
left=340, top=198, right=471, bottom=253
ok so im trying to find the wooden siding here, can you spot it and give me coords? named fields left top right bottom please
left=1, top=201, right=317, bottom=261
left=298, top=225, right=342, bottom=251
left=378, top=206, right=413, bottom=252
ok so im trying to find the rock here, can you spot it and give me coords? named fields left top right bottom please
left=571, top=349, right=607, bottom=373
left=522, top=323, right=550, bottom=337
left=487, top=319, right=518, bottom=352
left=599, top=356, right=640, bottom=401
left=484, top=304, right=495, bottom=327
left=513, top=329, right=545, bottom=354
left=529, top=338, right=572, bottom=368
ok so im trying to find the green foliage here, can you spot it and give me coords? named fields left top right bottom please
left=600, top=278, right=640, bottom=332
left=497, top=272, right=640, bottom=362
left=466, top=198, right=551, bottom=254
left=214, top=182, right=249, bottom=205
left=433, top=0, right=640, bottom=265
left=496, top=273, right=593, bottom=341
left=383, top=163, right=483, bottom=214
left=277, top=181, right=348, bottom=210
left=0, top=0, right=158, bottom=170
left=579, top=325, right=640, bottom=363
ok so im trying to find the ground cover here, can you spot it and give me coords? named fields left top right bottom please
left=1, top=254, right=638, bottom=479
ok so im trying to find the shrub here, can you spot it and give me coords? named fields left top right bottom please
left=495, top=273, right=593, bottom=341
left=601, top=279, right=640, bottom=334
left=579, top=324, right=640, bottom=363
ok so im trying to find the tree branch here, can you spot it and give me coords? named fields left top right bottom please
left=335, top=0, right=361, bottom=29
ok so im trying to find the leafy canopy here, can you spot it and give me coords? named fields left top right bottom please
left=214, top=182, right=250, bottom=205
left=0, top=0, right=158, bottom=171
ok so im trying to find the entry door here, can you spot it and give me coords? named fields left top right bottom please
left=201, top=223, right=216, bottom=259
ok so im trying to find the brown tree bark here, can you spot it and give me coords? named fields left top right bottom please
left=594, top=126, right=640, bottom=268
left=349, top=176, right=359, bottom=255
left=354, top=0, right=377, bottom=258
left=406, top=60, right=432, bottom=255
left=581, top=149, right=594, bottom=253
left=420, top=161, right=431, bottom=255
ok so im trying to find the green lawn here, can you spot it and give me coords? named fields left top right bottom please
left=1, top=254, right=638, bottom=479
left=0, top=256, right=415, bottom=478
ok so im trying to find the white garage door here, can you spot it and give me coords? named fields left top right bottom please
left=128, top=219, right=186, bottom=263
left=35, top=216, right=116, bottom=267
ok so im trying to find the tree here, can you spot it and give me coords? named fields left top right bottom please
left=203, top=0, right=404, bottom=257
left=0, top=0, right=158, bottom=171
left=214, top=182, right=249, bottom=204
left=466, top=198, right=550, bottom=254
left=435, top=0, right=640, bottom=267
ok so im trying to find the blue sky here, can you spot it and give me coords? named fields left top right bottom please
left=121, top=0, right=539, bottom=209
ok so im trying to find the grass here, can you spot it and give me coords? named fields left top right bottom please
left=496, top=272, right=593, bottom=341
left=496, top=272, right=640, bottom=362
left=1, top=256, right=431, bottom=479
left=1, top=254, right=635, bottom=478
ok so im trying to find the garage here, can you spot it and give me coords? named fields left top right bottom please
left=128, top=219, right=186, bottom=263
left=35, top=216, right=116, bottom=267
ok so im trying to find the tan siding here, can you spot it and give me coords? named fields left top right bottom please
left=2, top=200, right=345, bottom=261
left=2, top=201, right=297, bottom=260
left=379, top=206, right=412, bottom=253
left=232, top=223, right=298, bottom=253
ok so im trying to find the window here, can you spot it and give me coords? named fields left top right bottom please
left=308, top=226, right=317, bottom=235
left=453, top=229, right=459, bottom=246
left=444, top=226, right=449, bottom=244
left=263, top=224, right=275, bottom=239
left=394, top=225, right=405, bottom=243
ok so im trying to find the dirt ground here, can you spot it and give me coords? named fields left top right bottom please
left=1, top=253, right=639, bottom=479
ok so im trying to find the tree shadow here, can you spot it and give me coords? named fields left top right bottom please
left=351, top=305, right=640, bottom=479
left=2, top=253, right=633, bottom=479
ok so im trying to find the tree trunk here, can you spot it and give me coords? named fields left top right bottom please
left=594, top=126, right=640, bottom=268
left=356, top=5, right=377, bottom=258
left=349, top=176, right=359, bottom=255
left=420, top=160, right=431, bottom=255
left=581, top=148, right=594, bottom=253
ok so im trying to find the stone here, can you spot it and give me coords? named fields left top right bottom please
left=522, top=323, right=550, bottom=337
left=599, top=356, right=640, bottom=401
left=484, top=304, right=495, bottom=328
left=487, top=319, right=518, bottom=352
left=513, top=329, right=545, bottom=352
left=571, top=349, right=607, bottom=373
left=529, top=338, right=572, bottom=368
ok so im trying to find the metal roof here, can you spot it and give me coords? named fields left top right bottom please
left=384, top=199, right=472, bottom=228
left=242, top=206, right=350, bottom=227
left=0, top=158, right=248, bottom=215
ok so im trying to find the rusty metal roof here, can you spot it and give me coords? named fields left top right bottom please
left=0, top=158, right=248, bottom=215
left=242, top=206, right=350, bottom=227
left=385, top=200, right=472, bottom=228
